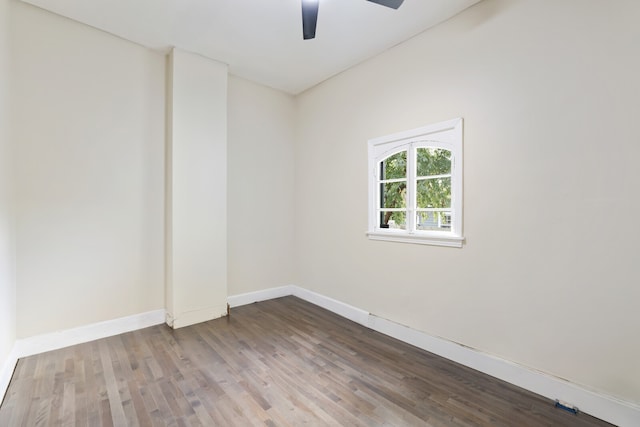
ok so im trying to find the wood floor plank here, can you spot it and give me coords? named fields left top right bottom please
left=0, top=296, right=615, bottom=426
left=98, top=340, right=128, bottom=426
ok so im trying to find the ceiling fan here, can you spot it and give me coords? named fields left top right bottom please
left=302, top=0, right=405, bottom=40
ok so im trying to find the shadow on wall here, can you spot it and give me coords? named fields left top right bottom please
left=451, top=0, right=514, bottom=32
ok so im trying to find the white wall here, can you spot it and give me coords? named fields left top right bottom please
left=166, top=49, right=228, bottom=328
left=295, top=0, right=640, bottom=405
left=0, top=0, right=16, bottom=384
left=227, top=76, right=296, bottom=295
left=12, top=3, right=165, bottom=338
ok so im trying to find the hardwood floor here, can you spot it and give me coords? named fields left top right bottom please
left=0, top=296, right=614, bottom=426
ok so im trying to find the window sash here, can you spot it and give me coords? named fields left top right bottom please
left=376, top=145, right=453, bottom=233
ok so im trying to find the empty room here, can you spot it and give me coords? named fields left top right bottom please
left=1, top=0, right=639, bottom=425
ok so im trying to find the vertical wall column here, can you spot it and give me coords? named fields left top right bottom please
left=166, top=48, right=228, bottom=329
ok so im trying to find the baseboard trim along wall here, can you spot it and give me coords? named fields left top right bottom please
left=230, top=286, right=640, bottom=427
left=2, top=289, right=639, bottom=426
left=227, top=285, right=295, bottom=308
left=1, top=308, right=166, bottom=403
left=15, top=309, right=166, bottom=360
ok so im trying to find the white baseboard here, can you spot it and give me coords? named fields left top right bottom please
left=3, top=287, right=639, bottom=426
left=229, top=286, right=640, bottom=427
left=13, top=309, right=166, bottom=359
left=1, top=308, right=166, bottom=405
left=227, top=285, right=295, bottom=308
left=292, top=287, right=370, bottom=325
left=366, top=312, right=640, bottom=427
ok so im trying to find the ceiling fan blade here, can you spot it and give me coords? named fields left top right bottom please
left=302, top=0, right=319, bottom=40
left=366, top=0, right=404, bottom=9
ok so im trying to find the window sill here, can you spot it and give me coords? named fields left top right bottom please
left=366, top=231, right=464, bottom=248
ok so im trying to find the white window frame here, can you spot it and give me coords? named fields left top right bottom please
left=367, top=118, right=464, bottom=248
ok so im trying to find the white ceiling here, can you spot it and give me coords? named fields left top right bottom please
left=20, top=0, right=482, bottom=94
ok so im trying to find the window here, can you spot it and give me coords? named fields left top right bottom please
left=367, top=118, right=464, bottom=247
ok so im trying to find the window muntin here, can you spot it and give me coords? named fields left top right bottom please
left=367, top=118, right=463, bottom=247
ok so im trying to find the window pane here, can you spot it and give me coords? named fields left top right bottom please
left=416, top=148, right=451, bottom=177
left=416, top=211, right=452, bottom=231
left=417, top=177, right=451, bottom=209
left=380, top=181, right=406, bottom=209
left=380, top=211, right=406, bottom=230
left=380, top=151, right=407, bottom=180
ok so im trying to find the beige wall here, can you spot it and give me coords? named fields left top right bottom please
left=8, top=2, right=295, bottom=337
left=12, top=3, right=165, bottom=337
left=0, top=0, right=16, bottom=369
left=227, top=76, right=296, bottom=295
left=295, top=0, right=640, bottom=404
